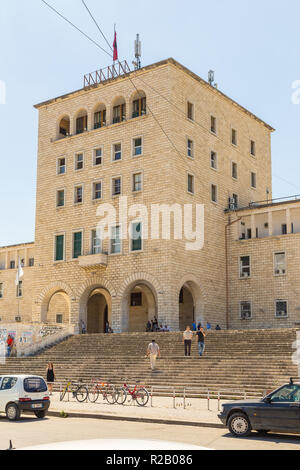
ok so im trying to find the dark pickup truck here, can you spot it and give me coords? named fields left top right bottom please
left=218, top=378, right=300, bottom=437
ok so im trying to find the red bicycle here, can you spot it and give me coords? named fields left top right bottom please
left=116, top=380, right=149, bottom=407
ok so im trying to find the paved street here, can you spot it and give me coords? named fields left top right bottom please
left=0, top=416, right=300, bottom=450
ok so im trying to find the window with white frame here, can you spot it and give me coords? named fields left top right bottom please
left=251, top=172, right=257, bottom=189
left=57, top=157, right=66, bottom=175
left=112, top=177, right=121, bottom=196
left=110, top=225, right=121, bottom=254
left=240, top=302, right=252, bottom=320
left=187, top=174, right=194, bottom=194
left=240, top=256, right=250, bottom=278
left=275, top=300, right=288, bottom=318
left=113, top=143, right=122, bottom=162
left=55, top=234, right=64, bottom=262
left=211, top=184, right=217, bottom=203
left=94, top=148, right=103, bottom=166
left=75, top=153, right=84, bottom=171
left=56, top=189, right=65, bottom=208
left=210, top=151, right=217, bottom=170
left=131, top=222, right=143, bottom=252
left=274, top=252, right=286, bottom=276
left=187, top=139, right=194, bottom=158
left=0, top=283, right=3, bottom=298
left=91, top=229, right=102, bottom=255
left=133, top=172, right=142, bottom=192
left=133, top=137, right=143, bottom=157
left=93, top=182, right=102, bottom=201
left=73, top=232, right=83, bottom=259
left=74, top=185, right=83, bottom=204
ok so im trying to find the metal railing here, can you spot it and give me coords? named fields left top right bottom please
left=84, top=61, right=131, bottom=88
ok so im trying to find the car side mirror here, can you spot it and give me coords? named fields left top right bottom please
left=264, top=396, right=272, bottom=404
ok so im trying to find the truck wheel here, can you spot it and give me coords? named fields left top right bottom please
left=228, top=413, right=252, bottom=437
left=34, top=410, right=47, bottom=419
left=6, top=403, right=21, bottom=421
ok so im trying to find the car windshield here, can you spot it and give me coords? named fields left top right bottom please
left=270, top=384, right=300, bottom=403
left=24, top=377, right=47, bottom=393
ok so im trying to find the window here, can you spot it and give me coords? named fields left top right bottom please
left=211, top=184, right=217, bottom=203
left=56, top=314, right=63, bottom=324
left=113, top=104, right=126, bottom=124
left=56, top=190, right=65, bottom=208
left=211, top=116, right=217, bottom=134
left=93, top=148, right=103, bottom=166
left=10, top=261, right=15, bottom=269
left=232, top=128, right=237, bottom=146
left=113, top=143, right=122, bottom=162
left=29, top=258, right=34, bottom=267
left=232, top=194, right=239, bottom=209
left=210, top=151, right=217, bottom=170
left=240, top=256, right=251, bottom=278
left=132, top=97, right=146, bottom=118
left=275, top=300, right=288, bottom=318
left=187, top=102, right=194, bottom=120
left=16, top=281, right=22, bottom=298
left=187, top=139, right=194, bottom=158
left=58, top=158, right=66, bottom=175
left=110, top=226, right=121, bottom=254
left=24, top=377, right=47, bottom=393
left=74, top=185, right=83, bottom=204
left=55, top=235, right=64, bottom=261
left=187, top=174, right=194, bottom=194
left=133, top=137, right=143, bottom=156
left=133, top=173, right=142, bottom=192
left=270, top=384, right=300, bottom=403
left=250, top=140, right=256, bottom=156
left=240, top=302, right=252, bottom=320
left=251, top=172, right=257, bottom=189
left=73, top=232, right=82, bottom=259
left=0, top=283, right=3, bottom=298
left=91, top=229, right=102, bottom=255
left=93, top=182, right=102, bottom=201
left=112, top=177, right=121, bottom=197
left=232, top=162, right=238, bottom=180
left=131, top=292, right=142, bottom=306
left=282, top=224, right=287, bottom=235
left=76, top=114, right=87, bottom=134
left=94, top=109, right=106, bottom=129
left=1, top=377, right=18, bottom=391
left=131, top=222, right=142, bottom=252
left=274, top=252, right=286, bottom=276
left=75, top=153, right=84, bottom=171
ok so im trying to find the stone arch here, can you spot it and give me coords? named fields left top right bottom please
left=56, top=113, right=71, bottom=139
left=119, top=273, right=160, bottom=332
left=92, top=102, right=107, bottom=129
left=177, top=275, right=205, bottom=331
left=129, top=89, right=147, bottom=119
left=74, top=107, right=88, bottom=134
left=111, top=95, right=127, bottom=124
left=37, top=282, right=75, bottom=324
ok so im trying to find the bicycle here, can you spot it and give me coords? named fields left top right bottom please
left=88, top=379, right=119, bottom=404
left=60, top=379, right=88, bottom=403
left=116, top=380, right=150, bottom=407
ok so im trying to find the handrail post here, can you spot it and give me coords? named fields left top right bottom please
left=173, top=387, right=176, bottom=409
left=218, top=391, right=220, bottom=411
left=183, top=388, right=186, bottom=410
left=207, top=390, right=210, bottom=411
left=151, top=387, right=153, bottom=407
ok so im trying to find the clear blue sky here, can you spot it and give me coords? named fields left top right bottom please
left=1, top=0, right=300, bottom=246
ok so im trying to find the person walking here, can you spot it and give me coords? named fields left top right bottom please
left=196, top=327, right=206, bottom=357
left=46, top=362, right=55, bottom=396
left=6, top=335, right=14, bottom=358
left=146, top=340, right=161, bottom=371
left=183, top=326, right=194, bottom=357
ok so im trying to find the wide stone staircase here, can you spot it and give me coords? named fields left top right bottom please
left=0, top=329, right=299, bottom=397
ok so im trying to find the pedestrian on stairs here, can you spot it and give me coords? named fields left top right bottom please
left=146, top=340, right=161, bottom=371
left=196, top=327, right=206, bottom=357
left=46, top=362, right=55, bottom=396
left=183, top=326, right=194, bottom=357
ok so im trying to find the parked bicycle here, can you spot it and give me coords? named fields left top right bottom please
left=116, top=380, right=150, bottom=407
left=88, top=379, right=119, bottom=404
left=60, top=379, right=88, bottom=403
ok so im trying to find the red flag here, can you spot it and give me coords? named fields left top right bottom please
left=113, top=31, right=118, bottom=61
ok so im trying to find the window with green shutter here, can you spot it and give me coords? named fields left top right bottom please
left=73, top=232, right=82, bottom=259
left=55, top=235, right=64, bottom=261
left=131, top=222, right=142, bottom=252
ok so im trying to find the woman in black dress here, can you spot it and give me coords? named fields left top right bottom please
left=46, top=362, right=55, bottom=396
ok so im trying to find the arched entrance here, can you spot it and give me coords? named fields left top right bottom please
left=47, top=291, right=70, bottom=325
left=178, top=279, right=204, bottom=331
left=87, top=288, right=111, bottom=334
left=121, top=281, right=158, bottom=333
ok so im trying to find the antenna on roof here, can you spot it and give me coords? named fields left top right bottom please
left=208, top=70, right=218, bottom=88
left=133, top=34, right=142, bottom=70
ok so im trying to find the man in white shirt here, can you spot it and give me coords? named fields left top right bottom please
left=146, top=340, right=161, bottom=371
left=183, top=326, right=194, bottom=357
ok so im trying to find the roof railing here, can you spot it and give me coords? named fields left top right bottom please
left=84, top=61, right=131, bottom=88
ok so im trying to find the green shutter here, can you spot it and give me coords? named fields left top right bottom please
left=73, top=232, right=82, bottom=259
left=132, top=223, right=142, bottom=251
left=55, top=235, right=64, bottom=261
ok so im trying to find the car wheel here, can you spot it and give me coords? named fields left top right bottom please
left=34, top=410, right=47, bottom=419
left=6, top=403, right=21, bottom=421
left=228, top=412, right=252, bottom=437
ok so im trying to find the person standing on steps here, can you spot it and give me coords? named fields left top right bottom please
left=6, top=335, right=14, bottom=358
left=46, top=362, right=55, bottom=396
left=146, top=340, right=161, bottom=371
left=183, top=326, right=194, bottom=357
left=196, top=327, right=206, bottom=357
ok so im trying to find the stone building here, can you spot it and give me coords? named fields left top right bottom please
left=0, top=58, right=298, bottom=333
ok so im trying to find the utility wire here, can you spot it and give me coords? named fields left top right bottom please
left=81, top=0, right=113, bottom=53
left=41, top=0, right=113, bottom=59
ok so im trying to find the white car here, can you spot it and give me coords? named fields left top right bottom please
left=0, top=375, right=50, bottom=421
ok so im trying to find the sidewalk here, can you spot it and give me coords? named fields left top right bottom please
left=47, top=393, right=227, bottom=428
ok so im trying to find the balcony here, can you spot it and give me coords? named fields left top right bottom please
left=78, top=252, right=108, bottom=268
